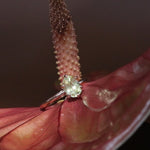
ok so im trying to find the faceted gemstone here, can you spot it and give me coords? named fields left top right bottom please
left=62, top=75, right=82, bottom=97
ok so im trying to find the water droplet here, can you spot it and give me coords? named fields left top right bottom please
left=97, top=89, right=119, bottom=104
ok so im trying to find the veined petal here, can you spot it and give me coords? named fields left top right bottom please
left=0, top=50, right=149, bottom=150
left=0, top=108, right=41, bottom=138
left=0, top=105, right=61, bottom=150
left=82, top=49, right=150, bottom=112
left=59, top=99, right=111, bottom=143
left=59, top=49, right=150, bottom=149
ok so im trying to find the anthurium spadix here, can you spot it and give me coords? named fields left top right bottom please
left=0, top=0, right=149, bottom=150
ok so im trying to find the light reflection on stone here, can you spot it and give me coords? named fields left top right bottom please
left=62, top=75, right=82, bottom=98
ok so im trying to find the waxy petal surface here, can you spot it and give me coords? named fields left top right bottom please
left=82, top=50, right=150, bottom=112
left=0, top=50, right=149, bottom=150
left=0, top=108, right=41, bottom=137
left=0, top=105, right=61, bottom=150
left=59, top=49, right=150, bottom=149
left=60, top=99, right=110, bottom=143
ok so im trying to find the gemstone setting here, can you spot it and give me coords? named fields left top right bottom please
left=62, top=75, right=82, bottom=98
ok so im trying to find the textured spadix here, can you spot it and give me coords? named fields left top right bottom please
left=50, top=0, right=81, bottom=83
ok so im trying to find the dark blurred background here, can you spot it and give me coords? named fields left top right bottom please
left=0, top=0, right=150, bottom=149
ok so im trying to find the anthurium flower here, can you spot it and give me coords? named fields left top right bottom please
left=0, top=0, right=149, bottom=150
left=0, top=49, right=150, bottom=150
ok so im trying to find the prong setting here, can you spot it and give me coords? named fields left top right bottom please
left=62, top=75, right=82, bottom=98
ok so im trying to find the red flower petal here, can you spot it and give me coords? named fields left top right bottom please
left=82, top=49, right=150, bottom=112
left=59, top=49, right=150, bottom=149
left=0, top=107, right=41, bottom=137
left=60, top=99, right=110, bottom=143
left=0, top=50, right=149, bottom=150
left=0, top=105, right=61, bottom=150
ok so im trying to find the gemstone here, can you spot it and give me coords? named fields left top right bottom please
left=62, top=75, right=82, bottom=97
